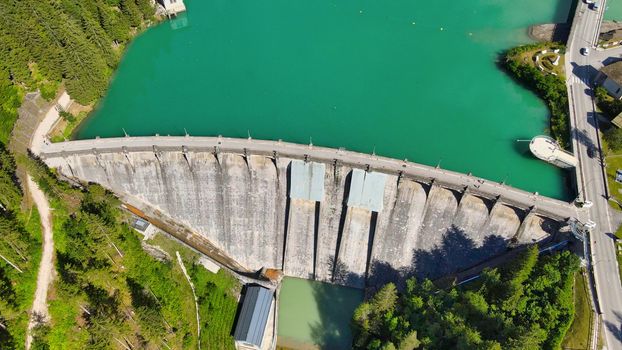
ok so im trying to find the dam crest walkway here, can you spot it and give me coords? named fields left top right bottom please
left=40, top=136, right=575, bottom=221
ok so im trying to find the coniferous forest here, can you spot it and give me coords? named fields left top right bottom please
left=352, top=247, right=581, bottom=350
left=0, top=1, right=589, bottom=349
left=0, top=0, right=155, bottom=142
left=0, top=3, right=242, bottom=349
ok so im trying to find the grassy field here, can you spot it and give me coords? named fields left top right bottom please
left=513, top=45, right=566, bottom=78
left=604, top=150, right=622, bottom=210
left=147, top=232, right=240, bottom=349
left=614, top=225, right=622, bottom=286
left=562, top=271, right=593, bottom=350
left=49, top=111, right=89, bottom=143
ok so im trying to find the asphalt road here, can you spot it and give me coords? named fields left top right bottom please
left=565, top=1, right=622, bottom=348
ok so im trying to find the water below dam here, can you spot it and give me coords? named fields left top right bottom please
left=277, top=277, right=363, bottom=349
left=77, top=0, right=575, bottom=199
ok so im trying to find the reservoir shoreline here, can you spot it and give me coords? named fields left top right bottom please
left=74, top=0, right=574, bottom=199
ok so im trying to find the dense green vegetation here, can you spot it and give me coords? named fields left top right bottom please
left=595, top=86, right=622, bottom=121
left=50, top=111, right=89, bottom=143
left=352, top=247, right=580, bottom=350
left=504, top=43, right=570, bottom=149
left=0, top=2, right=241, bottom=348
left=596, top=86, right=622, bottom=153
left=150, top=234, right=240, bottom=349
left=0, top=0, right=156, bottom=119
left=0, top=146, right=42, bottom=349
left=16, top=155, right=241, bottom=349
left=562, top=272, right=592, bottom=350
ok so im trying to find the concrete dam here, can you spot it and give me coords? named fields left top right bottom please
left=40, top=136, right=574, bottom=289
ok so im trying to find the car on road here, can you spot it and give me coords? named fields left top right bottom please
left=581, top=47, right=590, bottom=56
left=576, top=200, right=594, bottom=208
left=585, top=0, right=594, bottom=3
left=587, top=145, right=596, bottom=158
left=584, top=220, right=597, bottom=229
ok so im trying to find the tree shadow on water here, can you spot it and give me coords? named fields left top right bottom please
left=307, top=277, right=363, bottom=350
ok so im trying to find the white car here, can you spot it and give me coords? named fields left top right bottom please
left=581, top=47, right=590, bottom=56
left=584, top=220, right=597, bottom=229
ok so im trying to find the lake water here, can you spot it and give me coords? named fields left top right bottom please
left=277, top=277, right=363, bottom=349
left=606, top=0, right=622, bottom=20
left=77, top=0, right=575, bottom=199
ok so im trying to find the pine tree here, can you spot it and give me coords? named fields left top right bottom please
left=121, top=0, right=142, bottom=27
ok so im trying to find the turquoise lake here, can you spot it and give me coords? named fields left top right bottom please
left=77, top=0, right=574, bottom=198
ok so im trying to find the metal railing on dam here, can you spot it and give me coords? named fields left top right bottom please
left=40, top=136, right=576, bottom=288
left=40, top=136, right=574, bottom=219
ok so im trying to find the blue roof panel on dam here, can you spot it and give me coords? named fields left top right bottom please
left=347, top=169, right=387, bottom=212
left=289, top=160, right=325, bottom=201
left=233, top=286, right=274, bottom=348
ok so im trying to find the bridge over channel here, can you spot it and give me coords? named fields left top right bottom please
left=39, top=136, right=577, bottom=289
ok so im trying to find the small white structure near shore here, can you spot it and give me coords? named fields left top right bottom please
left=529, top=136, right=578, bottom=169
left=159, top=0, right=186, bottom=16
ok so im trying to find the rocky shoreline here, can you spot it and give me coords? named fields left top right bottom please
left=529, top=20, right=622, bottom=43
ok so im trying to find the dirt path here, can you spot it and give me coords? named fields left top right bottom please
left=25, top=175, right=54, bottom=349
left=30, top=91, right=70, bottom=156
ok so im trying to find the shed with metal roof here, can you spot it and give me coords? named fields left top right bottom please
left=233, top=286, right=274, bottom=350
left=599, top=61, right=622, bottom=99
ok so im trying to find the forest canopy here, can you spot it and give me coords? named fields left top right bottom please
left=352, top=247, right=581, bottom=350
left=0, top=0, right=155, bottom=108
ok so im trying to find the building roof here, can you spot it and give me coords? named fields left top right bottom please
left=613, top=112, right=622, bottom=128
left=347, top=169, right=387, bottom=212
left=289, top=160, right=325, bottom=201
left=233, top=286, right=273, bottom=347
left=131, top=218, right=150, bottom=232
left=601, top=61, right=622, bottom=85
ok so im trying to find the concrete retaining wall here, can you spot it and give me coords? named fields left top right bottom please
left=44, top=149, right=563, bottom=288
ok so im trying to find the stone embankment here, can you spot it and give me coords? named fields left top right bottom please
left=529, top=23, right=571, bottom=42
left=40, top=136, right=573, bottom=289
left=529, top=21, right=622, bottom=43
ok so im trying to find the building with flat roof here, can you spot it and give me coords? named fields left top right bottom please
left=159, top=0, right=186, bottom=16
left=529, top=136, right=577, bottom=169
left=233, top=286, right=274, bottom=350
left=598, top=61, right=622, bottom=99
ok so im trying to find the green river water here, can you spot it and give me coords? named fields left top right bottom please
left=77, top=0, right=575, bottom=199
left=278, top=278, right=363, bottom=349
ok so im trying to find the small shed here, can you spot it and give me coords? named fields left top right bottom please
left=131, top=218, right=150, bottom=232
left=599, top=61, right=622, bottom=99
left=159, top=0, right=186, bottom=15
left=233, top=286, right=274, bottom=350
